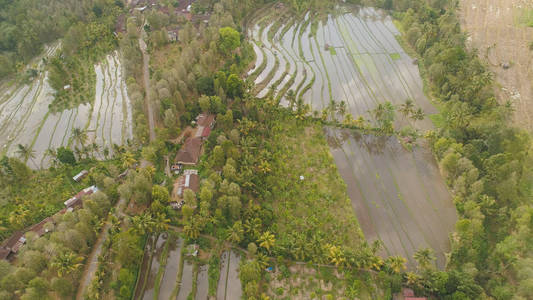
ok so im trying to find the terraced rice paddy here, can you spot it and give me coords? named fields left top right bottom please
left=135, top=235, right=242, bottom=300
left=249, top=7, right=457, bottom=269
left=0, top=50, right=133, bottom=168
left=249, top=7, right=436, bottom=129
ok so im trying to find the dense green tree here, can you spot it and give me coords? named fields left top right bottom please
left=56, top=147, right=76, bottom=165
left=218, top=27, right=240, bottom=54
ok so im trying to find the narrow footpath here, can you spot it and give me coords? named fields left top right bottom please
left=76, top=197, right=127, bottom=300
left=139, top=22, right=156, bottom=142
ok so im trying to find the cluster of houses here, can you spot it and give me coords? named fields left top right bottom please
left=0, top=170, right=97, bottom=261
left=117, top=0, right=209, bottom=42
left=394, top=288, right=427, bottom=300
left=169, top=113, right=215, bottom=209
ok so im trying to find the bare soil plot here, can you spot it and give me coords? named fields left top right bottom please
left=459, top=0, right=533, bottom=131
left=325, top=128, right=456, bottom=269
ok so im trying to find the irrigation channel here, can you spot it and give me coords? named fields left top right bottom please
left=248, top=6, right=457, bottom=269
left=134, top=233, right=241, bottom=300
left=0, top=50, right=133, bottom=168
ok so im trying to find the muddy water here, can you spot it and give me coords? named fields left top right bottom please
left=325, top=128, right=456, bottom=269
left=216, top=251, right=229, bottom=300
left=177, top=259, right=194, bottom=300
left=133, top=236, right=154, bottom=300
left=225, top=251, right=242, bottom=300
left=195, top=265, right=208, bottom=300
left=158, top=237, right=183, bottom=300
left=216, top=250, right=242, bottom=300
left=142, top=234, right=167, bottom=300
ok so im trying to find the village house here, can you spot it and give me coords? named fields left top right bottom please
left=172, top=113, right=215, bottom=170
left=175, top=137, right=203, bottom=166
left=64, top=185, right=98, bottom=209
left=171, top=169, right=199, bottom=209
left=1, top=185, right=98, bottom=260
left=194, top=113, right=215, bottom=140
left=393, top=288, right=427, bottom=300
left=0, top=231, right=25, bottom=260
left=73, top=170, right=89, bottom=182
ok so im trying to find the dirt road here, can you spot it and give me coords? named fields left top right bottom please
left=459, top=0, right=533, bottom=131
left=139, top=25, right=156, bottom=142
left=76, top=197, right=127, bottom=299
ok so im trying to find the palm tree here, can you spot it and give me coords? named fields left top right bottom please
left=121, top=151, right=136, bottom=169
left=327, top=244, right=346, bottom=267
left=71, top=127, right=87, bottom=147
left=399, top=99, right=414, bottom=119
left=51, top=252, right=83, bottom=277
left=414, top=248, right=435, bottom=270
left=386, top=256, right=406, bottom=274
left=371, top=102, right=395, bottom=131
left=183, top=221, right=199, bottom=240
left=131, top=213, right=155, bottom=235
left=16, top=144, right=37, bottom=168
left=44, top=148, right=58, bottom=167
left=258, top=231, right=275, bottom=252
left=153, top=213, right=170, bottom=232
left=411, top=108, right=425, bottom=121
left=338, top=100, right=347, bottom=116
left=227, top=221, right=244, bottom=244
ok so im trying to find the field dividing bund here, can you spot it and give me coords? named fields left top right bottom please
left=249, top=6, right=457, bottom=269
left=0, top=51, right=133, bottom=168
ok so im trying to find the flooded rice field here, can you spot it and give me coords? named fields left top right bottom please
left=249, top=6, right=457, bottom=269
left=176, top=259, right=194, bottom=300
left=134, top=235, right=239, bottom=300
left=158, top=237, right=183, bottom=300
left=248, top=7, right=436, bottom=129
left=195, top=265, right=208, bottom=300
left=0, top=50, right=133, bottom=168
left=142, top=234, right=167, bottom=300
left=325, top=128, right=457, bottom=269
left=217, top=250, right=242, bottom=300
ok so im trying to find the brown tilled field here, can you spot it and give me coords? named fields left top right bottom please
left=459, top=0, right=533, bottom=131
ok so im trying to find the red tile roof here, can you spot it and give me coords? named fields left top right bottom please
left=1, top=231, right=24, bottom=250
left=28, top=217, right=53, bottom=237
left=201, top=126, right=211, bottom=138
left=197, top=114, right=215, bottom=127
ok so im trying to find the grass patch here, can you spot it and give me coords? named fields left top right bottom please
left=389, top=53, right=401, bottom=60
left=329, top=47, right=337, bottom=55
left=514, top=8, right=533, bottom=27
left=267, top=118, right=364, bottom=260
left=428, top=113, right=445, bottom=128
